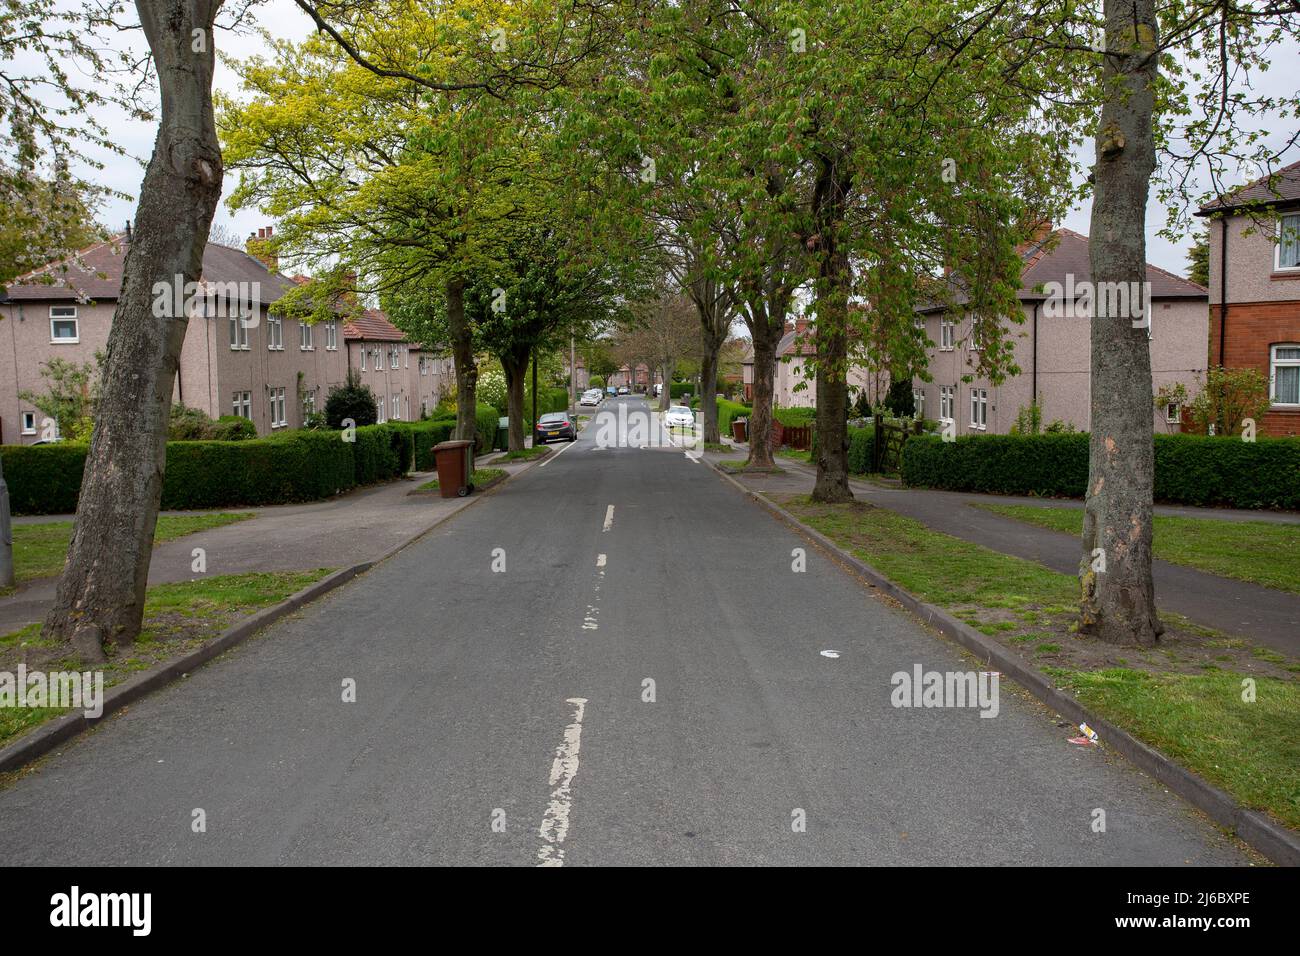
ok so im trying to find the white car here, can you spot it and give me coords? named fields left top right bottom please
left=663, top=405, right=695, bottom=428
left=579, top=389, right=603, bottom=406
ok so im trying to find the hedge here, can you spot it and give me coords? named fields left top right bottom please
left=689, top=397, right=750, bottom=434
left=0, top=443, right=88, bottom=515
left=774, top=405, right=817, bottom=427
left=847, top=426, right=875, bottom=474
left=901, top=432, right=1300, bottom=510
left=669, top=382, right=693, bottom=399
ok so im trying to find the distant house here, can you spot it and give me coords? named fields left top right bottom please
left=1196, top=160, right=1300, bottom=436
left=343, top=308, right=452, bottom=423
left=0, top=228, right=452, bottom=442
left=772, top=317, right=872, bottom=409
left=913, top=227, right=1208, bottom=435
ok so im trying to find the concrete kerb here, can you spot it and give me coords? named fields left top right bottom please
left=707, top=461, right=1300, bottom=867
left=0, top=452, right=551, bottom=775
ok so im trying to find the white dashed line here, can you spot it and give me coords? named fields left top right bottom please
left=596, top=553, right=607, bottom=568
left=602, top=505, right=615, bottom=532
left=537, top=697, right=588, bottom=867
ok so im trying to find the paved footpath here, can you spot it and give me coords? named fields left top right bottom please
left=719, top=445, right=1300, bottom=660
left=0, top=398, right=1251, bottom=864
left=0, top=452, right=538, bottom=634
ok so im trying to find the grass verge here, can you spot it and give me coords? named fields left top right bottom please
left=0, top=569, right=332, bottom=748
left=777, top=494, right=1300, bottom=831
left=976, top=503, right=1300, bottom=595
left=501, top=446, right=551, bottom=461
left=416, top=468, right=507, bottom=492
left=5, top=513, right=254, bottom=590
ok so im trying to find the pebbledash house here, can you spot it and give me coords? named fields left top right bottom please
left=0, top=229, right=453, bottom=442
left=1196, top=159, right=1300, bottom=437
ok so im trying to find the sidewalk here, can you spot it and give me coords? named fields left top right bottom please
left=711, top=442, right=1300, bottom=658
left=0, top=452, right=536, bottom=634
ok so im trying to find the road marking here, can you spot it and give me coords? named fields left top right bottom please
left=582, top=605, right=599, bottom=630
left=602, top=505, right=614, bottom=532
left=820, top=650, right=841, bottom=659
left=539, top=437, right=579, bottom=467
left=537, top=697, right=588, bottom=867
left=596, top=553, right=606, bottom=568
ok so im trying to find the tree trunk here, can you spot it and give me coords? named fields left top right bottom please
left=658, top=359, right=674, bottom=410
left=1079, top=0, right=1162, bottom=647
left=501, top=350, right=527, bottom=451
left=43, top=0, right=225, bottom=660
left=447, top=276, right=478, bottom=448
left=743, top=283, right=788, bottom=470
left=811, top=155, right=854, bottom=503
left=699, top=344, right=720, bottom=444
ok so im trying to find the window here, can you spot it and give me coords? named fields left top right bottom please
left=913, top=390, right=925, bottom=418
left=967, top=320, right=979, bottom=351
left=21, top=411, right=36, bottom=435
left=940, top=385, right=955, bottom=421
left=303, top=393, right=316, bottom=417
left=390, top=344, right=399, bottom=369
left=229, top=314, right=250, bottom=350
left=1165, top=402, right=1181, bottom=424
left=270, top=387, right=287, bottom=427
left=372, top=347, right=383, bottom=371
left=360, top=346, right=367, bottom=371
left=49, top=306, right=78, bottom=343
left=391, top=395, right=400, bottom=420
left=420, top=356, right=428, bottom=376
left=970, top=387, right=988, bottom=429
left=1277, top=214, right=1300, bottom=271
left=232, top=391, right=252, bottom=420
left=267, top=315, right=283, bottom=350
left=404, top=396, right=410, bottom=420
left=940, top=318, right=955, bottom=350
left=404, top=347, right=409, bottom=369
left=300, top=321, right=313, bottom=350
left=325, top=321, right=338, bottom=351
left=1271, top=344, right=1300, bottom=406
left=376, top=397, right=386, bottom=424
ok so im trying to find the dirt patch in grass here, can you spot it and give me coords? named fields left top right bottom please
left=413, top=468, right=507, bottom=494
left=717, top=459, right=784, bottom=475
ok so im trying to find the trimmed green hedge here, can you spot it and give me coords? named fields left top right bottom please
left=670, top=382, right=693, bottom=399
left=847, top=426, right=875, bottom=474
left=901, top=432, right=1300, bottom=509
left=774, top=405, right=817, bottom=427
left=0, top=443, right=88, bottom=515
left=690, top=397, right=751, bottom=434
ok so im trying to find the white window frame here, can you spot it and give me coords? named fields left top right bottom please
left=360, top=345, right=367, bottom=371
left=913, top=389, right=925, bottom=418
left=300, top=321, right=313, bottom=351
left=391, top=395, right=400, bottom=420
left=303, top=392, right=316, bottom=417
left=1270, top=343, right=1300, bottom=406
left=1165, top=402, right=1181, bottom=424
left=940, top=385, right=955, bottom=422
left=270, top=386, right=287, bottom=427
left=940, top=317, right=955, bottom=350
left=376, top=397, right=387, bottom=424
left=325, top=321, right=338, bottom=351
left=267, top=314, right=283, bottom=350
left=229, top=314, right=250, bottom=350
left=232, top=391, right=252, bottom=420
left=969, top=387, right=988, bottom=430
left=1276, top=213, right=1300, bottom=272
left=21, top=411, right=37, bottom=435
left=404, top=347, right=409, bottom=369
left=390, top=344, right=399, bottom=369
left=967, top=319, right=980, bottom=351
left=49, top=305, right=79, bottom=344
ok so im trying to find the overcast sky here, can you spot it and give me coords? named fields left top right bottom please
left=57, top=0, right=1300, bottom=279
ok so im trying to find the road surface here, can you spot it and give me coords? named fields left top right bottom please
left=0, top=397, right=1250, bottom=865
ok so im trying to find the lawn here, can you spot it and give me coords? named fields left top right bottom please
left=779, top=494, right=1300, bottom=831
left=0, top=569, right=332, bottom=748
left=5, top=513, right=254, bottom=589
left=976, top=503, right=1300, bottom=594
left=500, top=445, right=550, bottom=461
left=416, top=468, right=506, bottom=492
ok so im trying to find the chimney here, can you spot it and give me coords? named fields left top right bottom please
left=794, top=317, right=809, bottom=334
left=245, top=225, right=278, bottom=272
left=1016, top=219, right=1053, bottom=255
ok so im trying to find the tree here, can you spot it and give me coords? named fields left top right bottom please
left=1186, top=228, right=1209, bottom=287
left=44, top=0, right=226, bottom=662
left=620, top=290, right=697, bottom=412
left=324, top=369, right=379, bottom=429
left=19, top=355, right=101, bottom=441
left=0, top=180, right=104, bottom=286
left=1186, top=366, right=1271, bottom=436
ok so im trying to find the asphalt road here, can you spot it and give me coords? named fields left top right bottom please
left=0, top=397, right=1251, bottom=865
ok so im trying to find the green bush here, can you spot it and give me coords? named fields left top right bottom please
left=407, top=419, right=456, bottom=470
left=670, top=382, right=693, bottom=399
left=325, top=369, right=379, bottom=428
left=475, top=403, right=499, bottom=453
left=163, top=430, right=356, bottom=509
left=901, top=432, right=1300, bottom=509
left=774, top=405, right=817, bottom=426
left=211, top=415, right=257, bottom=441
left=351, top=424, right=410, bottom=486
left=0, top=442, right=88, bottom=514
left=589, top=376, right=605, bottom=390
left=847, top=426, right=875, bottom=474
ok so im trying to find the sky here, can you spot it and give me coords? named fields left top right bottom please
left=45, top=0, right=1300, bottom=280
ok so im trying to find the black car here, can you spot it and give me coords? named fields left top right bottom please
left=534, top=412, right=577, bottom=444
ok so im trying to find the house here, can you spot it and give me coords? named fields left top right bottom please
left=0, top=228, right=451, bottom=442
left=772, top=317, right=872, bottom=409
left=1196, top=160, right=1300, bottom=436
left=344, top=308, right=452, bottom=422
left=913, top=227, right=1209, bottom=435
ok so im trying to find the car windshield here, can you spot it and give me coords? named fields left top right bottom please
left=669, top=406, right=690, bottom=415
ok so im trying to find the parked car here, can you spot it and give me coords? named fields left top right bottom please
left=618, top=386, right=629, bottom=395
left=535, top=411, right=577, bottom=443
left=579, top=389, right=603, bottom=406
left=663, top=405, right=695, bottom=428
left=606, top=385, right=617, bottom=396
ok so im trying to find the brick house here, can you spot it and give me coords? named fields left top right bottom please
left=913, top=227, right=1208, bottom=435
left=1196, top=160, right=1300, bottom=436
left=0, top=231, right=452, bottom=442
left=772, top=317, right=872, bottom=409
left=344, top=309, right=453, bottom=423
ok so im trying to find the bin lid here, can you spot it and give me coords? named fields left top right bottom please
left=498, top=417, right=509, bottom=428
left=433, top=439, right=472, bottom=450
